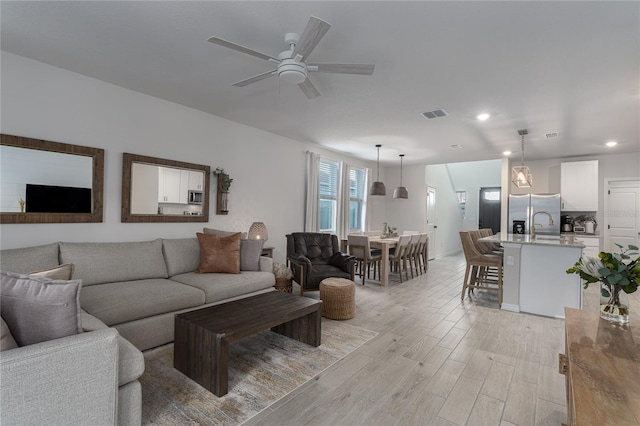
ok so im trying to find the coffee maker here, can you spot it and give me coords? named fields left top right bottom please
left=561, top=215, right=573, bottom=232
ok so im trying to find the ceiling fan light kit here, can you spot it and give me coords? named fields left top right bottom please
left=208, top=16, right=375, bottom=99
left=512, top=129, right=533, bottom=188
left=393, top=154, right=408, bottom=199
left=370, top=144, right=386, bottom=196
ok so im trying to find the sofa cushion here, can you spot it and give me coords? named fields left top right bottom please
left=240, top=239, right=264, bottom=271
left=196, top=232, right=240, bottom=274
left=0, top=243, right=60, bottom=274
left=170, top=271, right=275, bottom=304
left=0, top=271, right=83, bottom=346
left=1, top=317, right=18, bottom=351
left=162, top=238, right=200, bottom=277
left=29, top=263, right=75, bottom=280
left=80, top=279, right=205, bottom=326
left=59, top=239, right=168, bottom=286
left=81, top=310, right=109, bottom=331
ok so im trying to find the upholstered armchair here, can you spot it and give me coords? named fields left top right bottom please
left=286, top=233, right=355, bottom=295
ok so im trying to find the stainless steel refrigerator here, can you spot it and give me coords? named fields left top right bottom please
left=508, top=194, right=561, bottom=236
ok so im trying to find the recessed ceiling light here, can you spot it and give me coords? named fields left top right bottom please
left=476, top=113, right=490, bottom=121
left=606, top=140, right=618, bottom=147
left=503, top=151, right=512, bottom=156
left=450, top=144, right=463, bottom=149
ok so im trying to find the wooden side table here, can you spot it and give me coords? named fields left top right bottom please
left=560, top=308, right=640, bottom=425
left=261, top=246, right=274, bottom=258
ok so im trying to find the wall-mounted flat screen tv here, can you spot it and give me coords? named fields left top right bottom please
left=26, top=184, right=92, bottom=213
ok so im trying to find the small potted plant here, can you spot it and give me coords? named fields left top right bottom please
left=273, top=262, right=293, bottom=293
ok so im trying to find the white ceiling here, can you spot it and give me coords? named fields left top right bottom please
left=2, top=1, right=638, bottom=166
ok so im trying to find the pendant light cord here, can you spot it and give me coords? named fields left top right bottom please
left=520, top=133, right=525, bottom=167
left=376, top=144, right=381, bottom=180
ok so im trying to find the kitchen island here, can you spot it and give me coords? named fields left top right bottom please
left=479, top=233, right=585, bottom=318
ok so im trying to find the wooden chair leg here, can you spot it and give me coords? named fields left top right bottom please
left=461, top=264, right=471, bottom=300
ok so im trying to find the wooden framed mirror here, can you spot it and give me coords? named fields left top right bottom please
left=121, top=153, right=210, bottom=223
left=0, top=134, right=104, bottom=224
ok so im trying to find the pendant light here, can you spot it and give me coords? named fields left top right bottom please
left=369, top=144, right=386, bottom=196
left=393, top=154, right=408, bottom=199
left=512, top=129, right=532, bottom=188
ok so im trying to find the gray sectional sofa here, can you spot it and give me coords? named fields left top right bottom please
left=0, top=237, right=275, bottom=426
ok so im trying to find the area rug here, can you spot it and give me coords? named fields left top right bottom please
left=140, top=320, right=378, bottom=425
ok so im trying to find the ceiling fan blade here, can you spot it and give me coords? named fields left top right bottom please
left=208, top=37, right=280, bottom=62
left=232, top=70, right=276, bottom=87
left=292, top=17, right=331, bottom=60
left=298, top=78, right=321, bottom=99
left=308, top=63, right=375, bottom=75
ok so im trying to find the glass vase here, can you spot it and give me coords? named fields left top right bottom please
left=220, top=191, right=229, bottom=213
left=600, top=282, right=629, bottom=324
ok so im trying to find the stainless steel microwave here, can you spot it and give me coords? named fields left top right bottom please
left=188, top=190, right=203, bottom=205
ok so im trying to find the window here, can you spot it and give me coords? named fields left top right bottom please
left=319, top=160, right=338, bottom=232
left=483, top=190, right=500, bottom=201
left=456, top=190, right=467, bottom=218
left=349, top=167, right=367, bottom=231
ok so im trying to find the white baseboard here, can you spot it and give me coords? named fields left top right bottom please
left=501, top=303, right=520, bottom=313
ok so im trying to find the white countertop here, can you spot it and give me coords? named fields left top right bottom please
left=479, top=233, right=585, bottom=248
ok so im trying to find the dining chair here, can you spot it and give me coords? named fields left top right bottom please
left=388, top=235, right=412, bottom=283
left=416, top=233, right=429, bottom=273
left=459, top=231, right=503, bottom=306
left=348, top=234, right=382, bottom=285
left=407, top=233, right=422, bottom=278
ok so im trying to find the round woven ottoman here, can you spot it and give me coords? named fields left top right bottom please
left=319, top=277, right=356, bottom=320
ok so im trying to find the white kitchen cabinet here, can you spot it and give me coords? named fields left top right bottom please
left=574, top=235, right=600, bottom=258
left=561, top=160, right=598, bottom=211
left=158, top=167, right=188, bottom=204
left=188, top=171, right=204, bottom=191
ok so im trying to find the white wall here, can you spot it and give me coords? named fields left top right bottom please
left=446, top=159, right=502, bottom=231
left=383, top=164, right=426, bottom=234
left=425, top=164, right=464, bottom=257
left=0, top=52, right=379, bottom=263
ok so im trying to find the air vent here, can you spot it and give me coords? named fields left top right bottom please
left=422, top=109, right=448, bottom=119
left=546, top=132, right=559, bottom=139
left=450, top=144, right=463, bottom=149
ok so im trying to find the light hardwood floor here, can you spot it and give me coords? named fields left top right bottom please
left=246, top=252, right=637, bottom=426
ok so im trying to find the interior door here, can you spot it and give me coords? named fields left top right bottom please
left=478, top=187, right=501, bottom=234
left=426, top=186, right=437, bottom=259
left=606, top=180, right=640, bottom=252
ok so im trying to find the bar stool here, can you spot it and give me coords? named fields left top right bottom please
left=459, top=231, right=503, bottom=306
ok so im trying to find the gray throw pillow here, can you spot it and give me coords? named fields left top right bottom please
left=0, top=271, right=82, bottom=346
left=240, top=239, right=264, bottom=271
left=0, top=317, right=18, bottom=351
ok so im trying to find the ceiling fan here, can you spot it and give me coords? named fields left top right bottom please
left=207, top=16, right=375, bottom=99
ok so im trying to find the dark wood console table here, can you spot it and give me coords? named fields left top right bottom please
left=560, top=308, right=640, bottom=425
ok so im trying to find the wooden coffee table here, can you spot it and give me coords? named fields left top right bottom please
left=174, top=291, right=322, bottom=397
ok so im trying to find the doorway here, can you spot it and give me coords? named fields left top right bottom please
left=479, top=187, right=501, bottom=234
left=604, top=179, right=640, bottom=252
left=426, top=186, right=437, bottom=259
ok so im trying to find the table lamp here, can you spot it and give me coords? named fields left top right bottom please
left=248, top=222, right=268, bottom=242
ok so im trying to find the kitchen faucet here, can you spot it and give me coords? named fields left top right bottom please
left=531, top=211, right=554, bottom=238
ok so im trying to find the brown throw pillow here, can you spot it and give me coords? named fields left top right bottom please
left=196, top=232, right=241, bottom=274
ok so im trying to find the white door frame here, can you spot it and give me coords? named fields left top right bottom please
left=426, top=185, right=437, bottom=259
left=603, top=177, right=640, bottom=251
